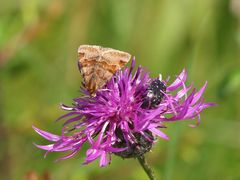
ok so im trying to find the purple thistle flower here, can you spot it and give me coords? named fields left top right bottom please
left=33, top=59, right=214, bottom=167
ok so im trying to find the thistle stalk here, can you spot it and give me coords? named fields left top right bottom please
left=137, top=155, right=156, bottom=180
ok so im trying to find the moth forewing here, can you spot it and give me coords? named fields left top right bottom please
left=78, top=45, right=100, bottom=60
left=102, top=50, right=131, bottom=68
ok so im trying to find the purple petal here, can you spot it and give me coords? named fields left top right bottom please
left=95, top=122, right=109, bottom=146
left=128, top=58, right=136, bottom=77
left=63, top=115, right=83, bottom=126
left=175, top=84, right=193, bottom=99
left=33, top=126, right=61, bottom=141
left=56, top=112, right=80, bottom=122
left=149, top=127, right=169, bottom=140
left=34, top=143, right=73, bottom=152
left=191, top=81, right=207, bottom=105
left=167, top=69, right=187, bottom=91
left=34, top=144, right=54, bottom=151
left=85, top=149, right=102, bottom=163
left=55, top=149, right=79, bottom=162
left=100, top=152, right=108, bottom=167
left=200, top=102, right=217, bottom=109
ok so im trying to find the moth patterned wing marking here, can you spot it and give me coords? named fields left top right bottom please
left=102, top=49, right=131, bottom=69
left=82, top=61, right=114, bottom=94
left=78, top=45, right=100, bottom=94
left=78, top=45, right=100, bottom=60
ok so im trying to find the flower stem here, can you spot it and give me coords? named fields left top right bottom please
left=137, top=155, right=156, bottom=180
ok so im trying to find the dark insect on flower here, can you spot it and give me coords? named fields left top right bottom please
left=141, top=77, right=166, bottom=109
left=113, top=128, right=154, bottom=158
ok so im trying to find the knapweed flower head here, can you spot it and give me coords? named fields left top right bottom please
left=33, top=59, right=214, bottom=167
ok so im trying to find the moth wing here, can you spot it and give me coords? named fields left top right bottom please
left=101, top=49, right=131, bottom=69
left=78, top=45, right=100, bottom=61
left=77, top=45, right=100, bottom=94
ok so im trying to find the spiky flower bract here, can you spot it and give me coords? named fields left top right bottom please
left=33, top=59, right=214, bottom=167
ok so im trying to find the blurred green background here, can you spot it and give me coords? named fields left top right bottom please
left=0, top=0, right=240, bottom=180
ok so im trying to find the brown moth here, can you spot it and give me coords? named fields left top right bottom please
left=78, top=45, right=131, bottom=95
